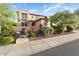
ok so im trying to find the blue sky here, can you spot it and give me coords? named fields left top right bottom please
left=12, top=3, right=79, bottom=16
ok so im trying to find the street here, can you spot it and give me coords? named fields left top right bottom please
left=32, top=39, right=79, bottom=56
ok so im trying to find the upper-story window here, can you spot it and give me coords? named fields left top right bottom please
left=32, top=15, right=40, bottom=20
left=32, top=16, right=36, bottom=19
left=22, top=13, right=27, bottom=20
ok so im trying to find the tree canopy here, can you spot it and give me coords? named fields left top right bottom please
left=49, top=10, right=78, bottom=27
left=0, top=4, right=16, bottom=25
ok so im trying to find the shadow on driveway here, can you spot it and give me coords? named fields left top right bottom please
left=31, top=39, right=79, bottom=56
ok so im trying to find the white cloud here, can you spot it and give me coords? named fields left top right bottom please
left=43, top=4, right=48, bottom=8
left=44, top=7, right=54, bottom=12
left=44, top=3, right=62, bottom=12
left=29, top=9, right=38, bottom=13
left=54, top=4, right=61, bottom=8
left=63, top=6, right=74, bottom=13
left=44, top=3, right=74, bottom=15
left=12, top=4, right=21, bottom=10
left=42, top=3, right=75, bottom=16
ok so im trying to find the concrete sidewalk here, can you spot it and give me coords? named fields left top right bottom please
left=0, top=30, right=79, bottom=56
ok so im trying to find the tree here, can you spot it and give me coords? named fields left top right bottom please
left=74, top=9, right=79, bottom=16
left=50, top=10, right=77, bottom=27
left=72, top=9, right=79, bottom=28
left=0, top=3, right=16, bottom=25
left=0, top=4, right=16, bottom=45
left=49, top=10, right=78, bottom=33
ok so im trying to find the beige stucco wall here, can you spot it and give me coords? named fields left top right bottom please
left=17, top=11, right=37, bottom=21
left=40, top=19, right=45, bottom=26
left=17, top=10, right=48, bottom=28
left=17, top=11, right=29, bottom=21
left=27, top=14, right=32, bottom=21
left=47, top=21, right=50, bottom=27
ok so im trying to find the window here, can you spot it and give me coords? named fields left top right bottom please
left=21, top=22, right=27, bottom=27
left=25, top=23, right=27, bottom=26
left=32, top=16, right=37, bottom=19
left=21, top=22, right=25, bottom=26
left=31, top=15, right=41, bottom=20
left=22, top=13, right=27, bottom=20
left=32, top=16, right=35, bottom=19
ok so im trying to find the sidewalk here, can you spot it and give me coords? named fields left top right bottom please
left=0, top=30, right=79, bottom=56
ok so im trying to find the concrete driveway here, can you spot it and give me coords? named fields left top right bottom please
left=32, top=39, right=79, bottom=56
left=0, top=30, right=79, bottom=56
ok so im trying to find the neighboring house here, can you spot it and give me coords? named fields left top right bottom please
left=16, top=10, right=49, bottom=32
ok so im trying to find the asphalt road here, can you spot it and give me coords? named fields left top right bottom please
left=31, top=39, right=79, bottom=56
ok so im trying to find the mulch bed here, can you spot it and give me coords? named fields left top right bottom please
left=29, top=32, right=75, bottom=41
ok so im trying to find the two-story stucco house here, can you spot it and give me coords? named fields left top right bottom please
left=16, top=10, right=49, bottom=32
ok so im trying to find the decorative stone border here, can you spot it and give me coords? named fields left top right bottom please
left=16, top=38, right=29, bottom=44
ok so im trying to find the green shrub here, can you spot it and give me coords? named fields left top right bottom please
left=66, top=25, right=75, bottom=32
left=1, top=25, right=14, bottom=36
left=48, top=27, right=54, bottom=34
left=0, top=25, right=15, bottom=45
left=0, top=36, right=14, bottom=45
left=6, top=20, right=17, bottom=26
left=42, top=27, right=54, bottom=35
left=54, top=26, right=64, bottom=34
left=28, top=31, right=36, bottom=37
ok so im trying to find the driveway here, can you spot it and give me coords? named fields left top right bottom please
left=0, top=30, right=79, bottom=56
left=32, top=39, right=79, bottom=56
